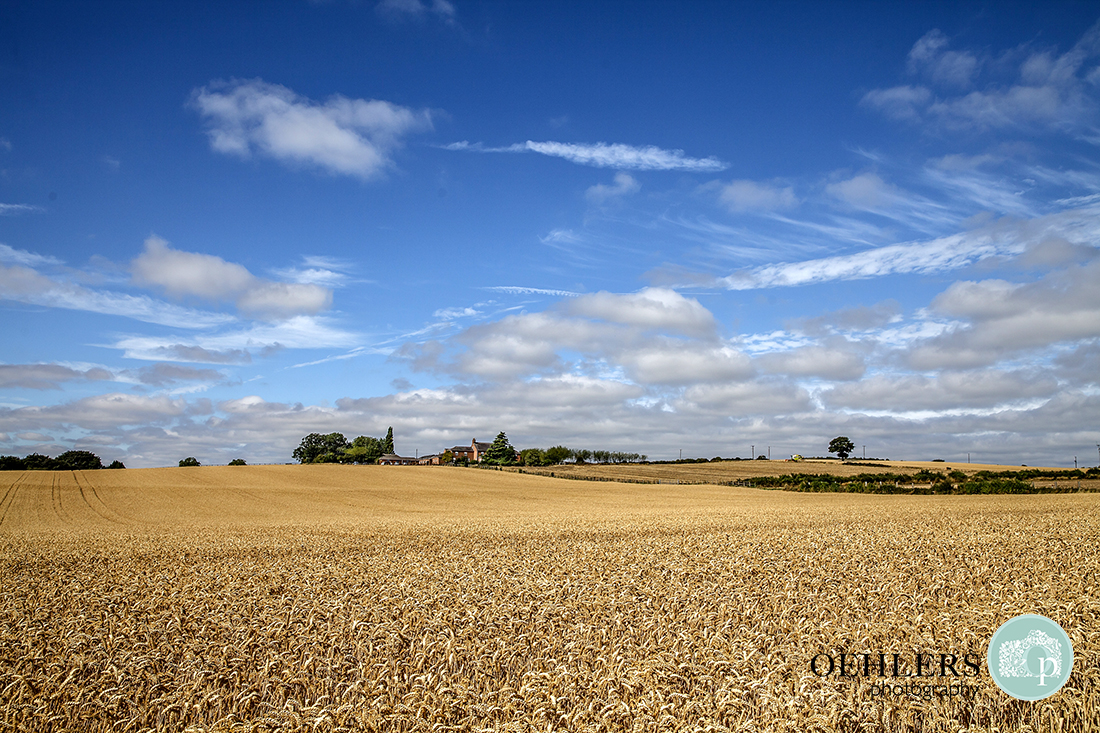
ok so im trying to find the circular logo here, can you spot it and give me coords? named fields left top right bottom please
left=988, top=614, right=1073, bottom=700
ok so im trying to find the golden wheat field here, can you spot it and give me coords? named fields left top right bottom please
left=1, top=465, right=1098, bottom=732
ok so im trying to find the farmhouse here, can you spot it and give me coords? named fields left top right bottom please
left=472, top=439, right=492, bottom=462
left=378, top=453, right=418, bottom=466
left=449, top=439, right=497, bottom=463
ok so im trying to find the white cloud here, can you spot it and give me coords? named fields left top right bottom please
left=908, top=258, right=1100, bottom=368
left=0, top=393, right=189, bottom=432
left=525, top=141, right=726, bottom=171
left=0, top=243, right=63, bottom=267
left=131, top=236, right=332, bottom=320
left=433, top=306, right=480, bottom=320
left=720, top=202, right=1100, bottom=290
left=907, top=29, right=980, bottom=88
left=859, top=85, right=933, bottom=122
left=113, top=315, right=359, bottom=362
left=790, top=301, right=902, bottom=335
left=757, top=345, right=866, bottom=381
left=132, top=345, right=253, bottom=365
left=618, top=341, right=753, bottom=385
left=678, top=380, right=815, bottom=417
left=718, top=180, right=798, bottom=213
left=565, top=288, right=717, bottom=338
left=192, top=79, right=432, bottom=179
left=0, top=262, right=236, bottom=329
left=586, top=173, right=641, bottom=203
left=864, top=21, right=1100, bottom=133
left=0, top=204, right=45, bottom=216
left=376, top=0, right=455, bottom=22
left=483, top=286, right=580, bottom=297
left=449, top=140, right=727, bottom=171
left=825, top=172, right=899, bottom=209
left=0, top=363, right=113, bottom=390
left=822, top=370, right=1060, bottom=412
left=539, top=228, right=582, bottom=245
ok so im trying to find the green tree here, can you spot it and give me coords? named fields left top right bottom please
left=828, top=436, right=855, bottom=460
left=344, top=435, right=382, bottom=464
left=0, top=456, right=27, bottom=471
left=56, top=450, right=103, bottom=470
left=519, top=448, right=545, bottom=466
left=381, top=427, right=395, bottom=455
left=179, top=457, right=200, bottom=467
left=440, top=449, right=454, bottom=464
left=228, top=458, right=247, bottom=466
left=107, top=460, right=125, bottom=469
left=543, top=446, right=572, bottom=465
left=482, top=431, right=516, bottom=465
left=25, top=454, right=59, bottom=470
left=293, top=432, right=348, bottom=463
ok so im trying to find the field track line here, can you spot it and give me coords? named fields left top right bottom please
left=53, top=472, right=73, bottom=524
left=0, top=473, right=29, bottom=528
left=74, top=471, right=131, bottom=525
left=51, top=473, right=61, bottom=522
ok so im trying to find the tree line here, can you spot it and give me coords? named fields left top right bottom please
left=290, top=429, right=648, bottom=467
left=293, top=429, right=395, bottom=464
left=0, top=451, right=124, bottom=471
left=517, top=446, right=647, bottom=466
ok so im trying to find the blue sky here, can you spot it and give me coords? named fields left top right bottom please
left=2, top=1, right=1099, bottom=467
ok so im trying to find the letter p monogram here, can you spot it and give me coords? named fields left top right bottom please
left=1037, top=657, right=1057, bottom=686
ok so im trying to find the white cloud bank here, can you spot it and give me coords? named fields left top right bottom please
left=192, top=79, right=432, bottom=179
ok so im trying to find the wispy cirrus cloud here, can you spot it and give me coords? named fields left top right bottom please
left=0, top=204, right=45, bottom=216
left=113, top=315, right=359, bottom=362
left=376, top=0, right=455, bottom=23
left=483, top=286, right=580, bottom=297
left=0, top=243, right=63, bottom=267
left=444, top=140, right=727, bottom=171
left=192, top=79, right=432, bottom=179
left=719, top=202, right=1100, bottom=290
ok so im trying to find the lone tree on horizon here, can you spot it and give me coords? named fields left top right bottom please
left=382, top=427, right=395, bottom=455
left=828, top=436, right=855, bottom=460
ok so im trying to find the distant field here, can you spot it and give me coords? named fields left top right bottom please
left=519, top=457, right=1074, bottom=479
left=516, top=458, right=1100, bottom=491
left=1, top=466, right=1098, bottom=732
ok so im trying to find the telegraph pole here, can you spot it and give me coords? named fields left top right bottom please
left=751, top=445, right=754, bottom=460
